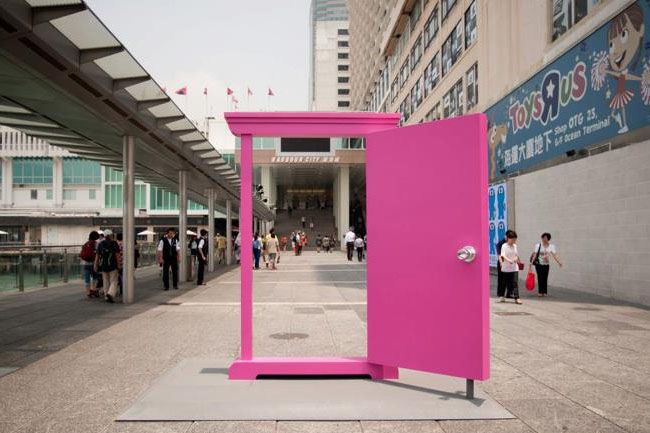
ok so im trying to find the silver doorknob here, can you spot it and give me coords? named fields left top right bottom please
left=457, top=246, right=476, bottom=263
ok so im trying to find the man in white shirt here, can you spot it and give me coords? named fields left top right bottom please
left=344, top=228, right=356, bottom=261
left=157, top=227, right=180, bottom=290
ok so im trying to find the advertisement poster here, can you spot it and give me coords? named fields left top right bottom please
left=487, top=1, right=650, bottom=181
left=488, top=182, right=507, bottom=267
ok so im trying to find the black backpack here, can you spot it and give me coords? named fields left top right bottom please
left=98, top=240, right=117, bottom=271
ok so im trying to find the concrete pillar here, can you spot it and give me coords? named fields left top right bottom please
left=333, top=172, right=339, bottom=233
left=52, top=156, right=63, bottom=207
left=208, top=188, right=216, bottom=273
left=178, top=170, right=188, bottom=282
left=226, top=198, right=232, bottom=265
left=122, top=136, right=135, bottom=304
left=337, top=165, right=350, bottom=250
left=1, top=157, right=12, bottom=207
left=260, top=165, right=271, bottom=206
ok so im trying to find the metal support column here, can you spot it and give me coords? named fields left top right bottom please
left=208, top=188, right=216, bottom=273
left=179, top=170, right=188, bottom=282
left=122, top=135, right=135, bottom=303
left=226, top=199, right=232, bottom=265
left=466, top=379, right=474, bottom=399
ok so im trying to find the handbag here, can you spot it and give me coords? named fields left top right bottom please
left=530, top=244, right=542, bottom=265
left=517, top=261, right=525, bottom=271
left=525, top=270, right=536, bottom=291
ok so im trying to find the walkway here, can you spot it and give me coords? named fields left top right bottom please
left=0, top=252, right=649, bottom=432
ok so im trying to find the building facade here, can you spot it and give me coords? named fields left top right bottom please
left=349, top=0, right=650, bottom=306
left=0, top=126, right=228, bottom=245
left=309, top=0, right=351, bottom=111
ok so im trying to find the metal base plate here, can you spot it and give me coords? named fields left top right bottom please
left=118, top=358, right=513, bottom=421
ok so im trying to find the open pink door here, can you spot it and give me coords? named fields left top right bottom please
left=365, top=113, right=489, bottom=381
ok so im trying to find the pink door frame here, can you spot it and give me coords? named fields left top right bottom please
left=223, top=112, right=488, bottom=388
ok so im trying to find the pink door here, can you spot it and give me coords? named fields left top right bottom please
left=365, top=114, right=489, bottom=380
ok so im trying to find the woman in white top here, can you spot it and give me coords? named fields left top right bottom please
left=499, top=230, right=522, bottom=304
left=529, top=232, right=562, bottom=297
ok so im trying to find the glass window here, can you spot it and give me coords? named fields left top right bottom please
left=338, top=64, right=349, bottom=71
left=424, top=5, right=439, bottom=48
left=338, top=76, right=349, bottom=83
left=466, top=63, right=478, bottom=110
left=12, top=158, right=53, bottom=184
left=425, top=102, right=442, bottom=121
left=338, top=28, right=348, bottom=35
left=104, top=167, right=123, bottom=182
left=338, top=101, right=350, bottom=107
left=391, top=77, right=399, bottom=103
left=30, top=189, right=37, bottom=200
left=464, top=0, right=477, bottom=48
left=63, top=189, right=76, bottom=200
left=104, top=185, right=122, bottom=208
left=135, top=184, right=146, bottom=209
left=552, top=0, right=601, bottom=41
left=441, top=0, right=457, bottom=21
left=89, top=189, right=96, bottom=200
left=46, top=189, right=53, bottom=200
left=443, top=78, right=464, bottom=118
left=338, top=52, right=348, bottom=59
left=442, top=21, right=463, bottom=76
left=338, top=88, right=350, bottom=95
left=62, top=158, right=101, bottom=184
left=410, top=75, right=424, bottom=112
left=149, top=186, right=181, bottom=211
left=189, top=200, right=207, bottom=210
left=399, top=59, right=410, bottom=88
left=410, top=34, right=423, bottom=68
left=403, top=95, right=411, bottom=121
left=410, top=0, right=423, bottom=30
left=424, top=51, right=440, bottom=96
left=338, top=40, right=348, bottom=47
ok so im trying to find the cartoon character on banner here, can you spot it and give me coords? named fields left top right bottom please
left=488, top=122, right=508, bottom=180
left=497, top=184, right=506, bottom=220
left=590, top=2, right=650, bottom=134
left=488, top=187, right=496, bottom=220
left=489, top=222, right=496, bottom=255
left=497, top=221, right=506, bottom=246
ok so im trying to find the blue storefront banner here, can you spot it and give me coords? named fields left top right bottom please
left=488, top=182, right=507, bottom=267
left=487, top=1, right=650, bottom=181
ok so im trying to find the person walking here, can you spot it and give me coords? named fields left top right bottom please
left=344, top=227, right=356, bottom=261
left=116, top=232, right=124, bottom=296
left=295, top=231, right=303, bottom=256
left=80, top=230, right=100, bottom=298
left=262, top=232, right=269, bottom=268
left=234, top=231, right=241, bottom=264
left=322, top=234, right=330, bottom=253
left=316, top=234, right=322, bottom=253
left=253, top=233, right=262, bottom=269
left=354, top=235, right=365, bottom=262
left=196, top=229, right=208, bottom=286
left=216, top=233, right=227, bottom=264
left=94, top=229, right=121, bottom=303
left=495, top=234, right=507, bottom=298
left=529, top=232, right=563, bottom=297
left=280, top=235, right=288, bottom=251
left=301, top=216, right=306, bottom=229
left=266, top=229, right=280, bottom=270
left=188, top=235, right=198, bottom=281
left=499, top=230, right=522, bottom=304
left=157, top=227, right=180, bottom=291
left=309, top=220, right=315, bottom=231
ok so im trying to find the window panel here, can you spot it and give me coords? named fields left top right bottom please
left=466, top=63, right=478, bottom=110
left=12, top=158, right=53, bottom=184
left=63, top=158, right=101, bottom=184
left=424, top=6, right=439, bottom=47
left=410, top=34, right=423, bottom=68
left=424, top=51, right=440, bottom=96
left=63, top=189, right=76, bottom=200
left=442, top=21, right=463, bottom=76
left=441, top=0, right=457, bottom=21
left=399, top=59, right=410, bottom=88
left=443, top=78, right=464, bottom=118
left=464, top=0, right=477, bottom=48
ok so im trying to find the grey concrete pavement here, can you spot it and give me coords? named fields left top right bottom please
left=0, top=251, right=649, bottom=432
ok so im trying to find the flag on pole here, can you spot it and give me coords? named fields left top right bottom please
left=203, top=87, right=208, bottom=95
left=247, top=87, right=253, bottom=96
left=175, top=86, right=187, bottom=95
left=226, top=87, right=234, bottom=95
left=268, top=88, right=274, bottom=96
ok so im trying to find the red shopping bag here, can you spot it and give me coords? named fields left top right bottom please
left=525, top=270, right=536, bottom=291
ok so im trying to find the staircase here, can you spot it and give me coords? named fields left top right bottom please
left=272, top=208, right=338, bottom=250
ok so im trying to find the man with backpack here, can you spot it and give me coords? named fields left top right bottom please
left=157, top=227, right=180, bottom=290
left=94, top=229, right=121, bottom=303
left=196, top=229, right=209, bottom=286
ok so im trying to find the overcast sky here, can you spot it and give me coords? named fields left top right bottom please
left=86, top=0, right=311, bottom=151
